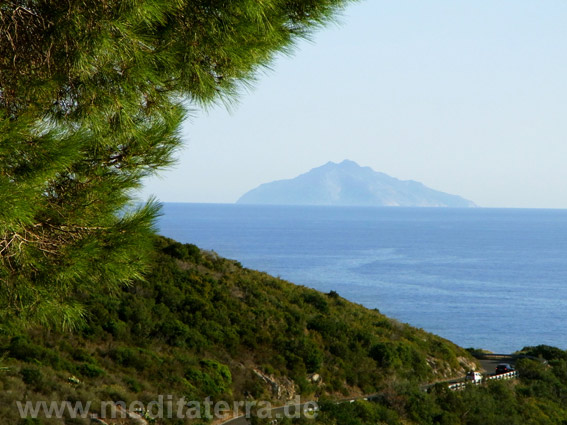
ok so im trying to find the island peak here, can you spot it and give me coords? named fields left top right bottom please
left=237, top=160, right=476, bottom=207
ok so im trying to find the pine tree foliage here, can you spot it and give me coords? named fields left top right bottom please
left=0, top=0, right=354, bottom=328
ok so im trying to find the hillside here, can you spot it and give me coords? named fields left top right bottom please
left=0, top=237, right=476, bottom=424
left=305, top=345, right=567, bottom=425
left=237, top=160, right=476, bottom=207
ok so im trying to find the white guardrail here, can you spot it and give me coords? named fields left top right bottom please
left=448, top=371, right=519, bottom=391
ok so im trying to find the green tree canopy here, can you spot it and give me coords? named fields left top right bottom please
left=0, top=0, right=354, bottom=328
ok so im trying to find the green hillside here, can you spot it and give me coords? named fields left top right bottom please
left=299, top=346, right=567, bottom=425
left=0, top=237, right=476, bottom=424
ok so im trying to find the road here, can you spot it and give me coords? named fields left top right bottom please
left=478, top=355, right=516, bottom=375
left=474, top=353, right=546, bottom=375
left=221, top=354, right=526, bottom=425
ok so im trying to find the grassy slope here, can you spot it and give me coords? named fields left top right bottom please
left=0, top=237, right=476, bottom=424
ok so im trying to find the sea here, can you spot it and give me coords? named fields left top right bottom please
left=157, top=203, right=567, bottom=353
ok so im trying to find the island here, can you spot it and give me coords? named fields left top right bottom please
left=237, top=160, right=476, bottom=207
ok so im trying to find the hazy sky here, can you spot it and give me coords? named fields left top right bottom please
left=141, top=0, right=567, bottom=208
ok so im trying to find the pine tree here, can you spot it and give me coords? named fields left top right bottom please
left=0, top=1, right=353, bottom=329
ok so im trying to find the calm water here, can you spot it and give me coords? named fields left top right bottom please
left=157, top=203, right=567, bottom=353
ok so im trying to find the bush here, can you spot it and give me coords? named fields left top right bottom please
left=161, top=239, right=201, bottom=262
left=302, top=293, right=329, bottom=313
left=369, top=342, right=395, bottom=367
left=185, top=360, right=232, bottom=397
left=10, top=337, right=45, bottom=362
left=159, top=319, right=191, bottom=347
left=78, top=363, right=104, bottom=378
left=9, top=337, right=72, bottom=371
left=516, top=358, right=550, bottom=381
left=20, top=367, right=43, bottom=389
left=327, top=290, right=339, bottom=299
left=125, top=377, right=142, bottom=393
left=520, top=345, right=567, bottom=361
left=108, top=347, right=158, bottom=371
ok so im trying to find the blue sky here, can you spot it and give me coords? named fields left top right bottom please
left=141, top=0, right=567, bottom=208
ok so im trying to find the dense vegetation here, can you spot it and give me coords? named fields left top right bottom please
left=6, top=2, right=567, bottom=424
left=0, top=237, right=474, bottom=424
left=3, top=238, right=567, bottom=424
left=285, top=346, right=567, bottom=425
left=0, top=0, right=354, bottom=328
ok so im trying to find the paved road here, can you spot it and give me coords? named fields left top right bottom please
left=478, top=356, right=516, bottom=375
left=221, top=354, right=527, bottom=424
left=476, top=353, right=548, bottom=376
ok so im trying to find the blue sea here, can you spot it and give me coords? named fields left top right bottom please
left=157, top=203, right=567, bottom=353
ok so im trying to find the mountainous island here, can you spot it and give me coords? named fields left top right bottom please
left=237, top=160, right=476, bottom=207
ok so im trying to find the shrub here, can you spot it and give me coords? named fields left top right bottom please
left=10, top=337, right=45, bottom=362
left=78, top=363, right=104, bottom=378
left=369, top=343, right=396, bottom=367
left=125, top=377, right=142, bottom=393
left=161, top=240, right=201, bottom=262
left=302, top=293, right=329, bottom=313
left=108, top=347, right=158, bottom=371
left=159, top=319, right=191, bottom=347
left=185, top=360, right=232, bottom=397
left=520, top=345, right=567, bottom=361
left=20, top=367, right=43, bottom=389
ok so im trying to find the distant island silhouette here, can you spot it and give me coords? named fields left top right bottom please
left=237, top=160, right=476, bottom=207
